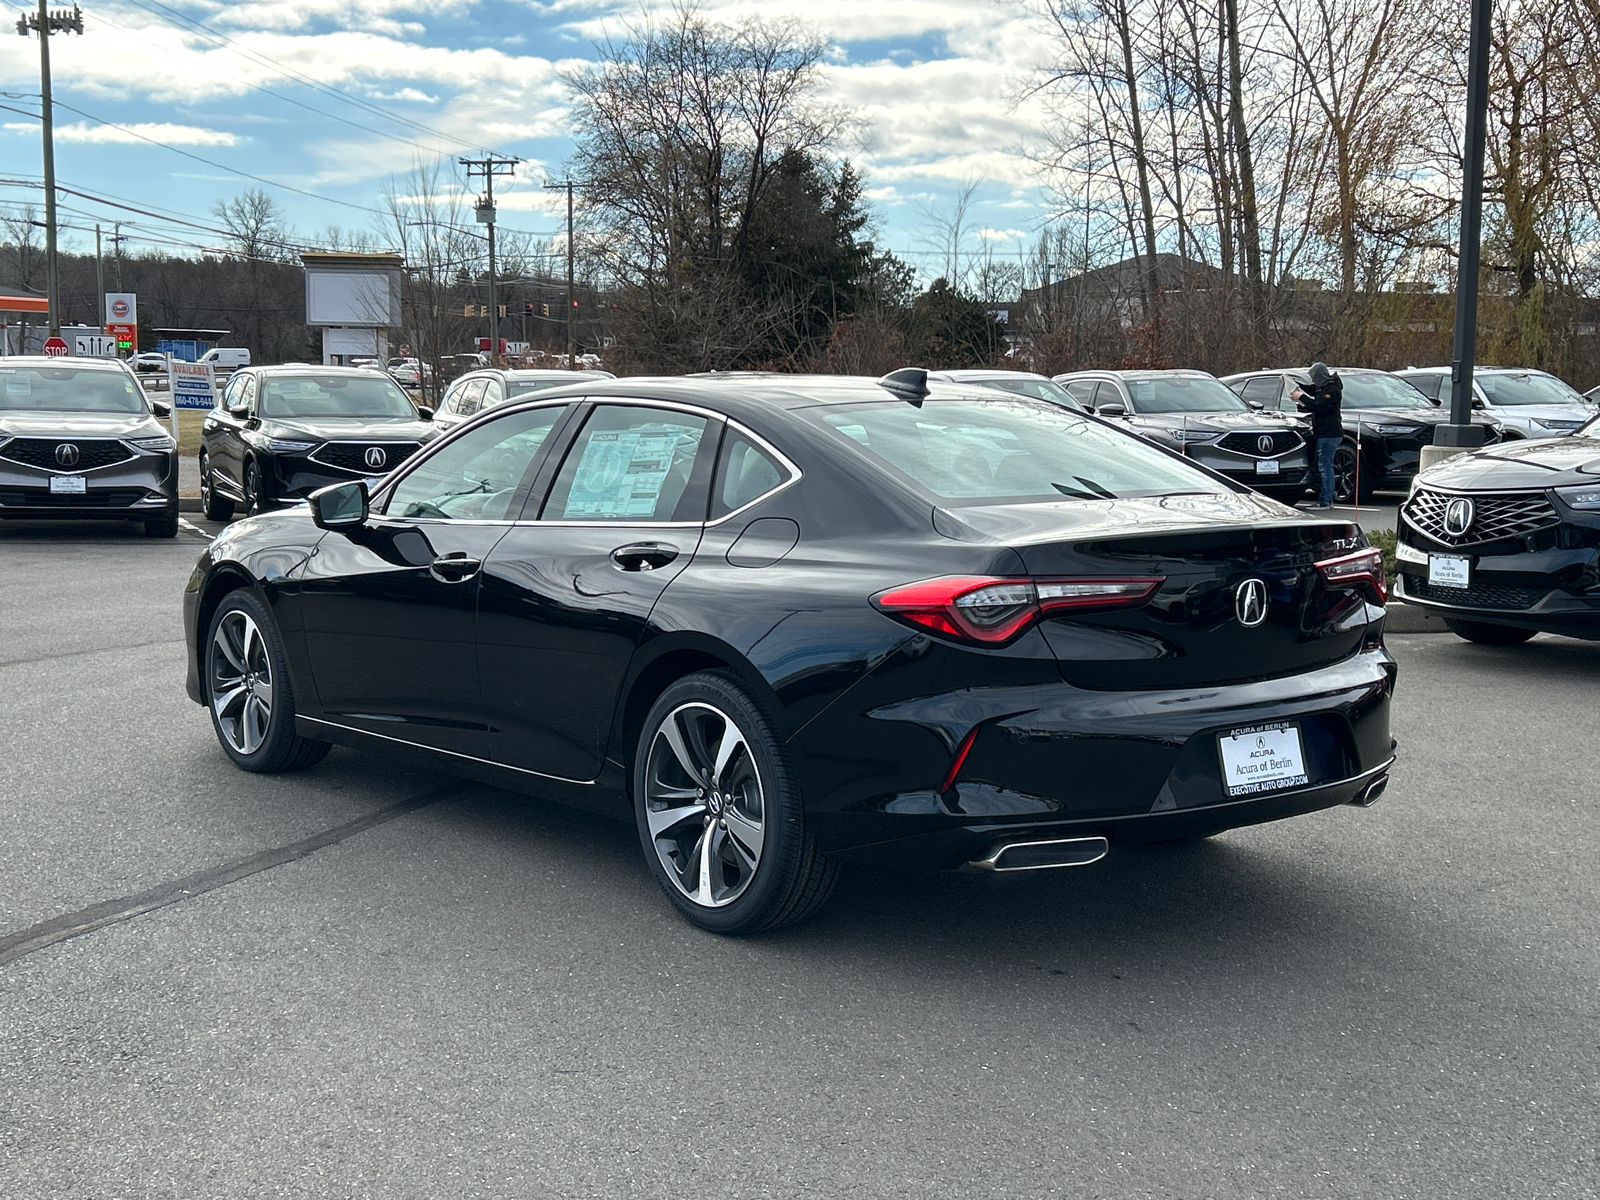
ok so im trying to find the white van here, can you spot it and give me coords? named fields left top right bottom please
left=199, top=347, right=251, bottom=370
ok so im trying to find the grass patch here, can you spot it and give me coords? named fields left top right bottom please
left=167, top=408, right=205, bottom=456
left=1366, top=527, right=1397, bottom=582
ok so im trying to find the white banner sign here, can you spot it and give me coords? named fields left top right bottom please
left=170, top=359, right=217, bottom=409
left=73, top=333, right=119, bottom=358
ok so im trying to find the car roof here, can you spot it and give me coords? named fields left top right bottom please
left=1, top=355, right=128, bottom=369
left=252, top=364, right=391, bottom=377
left=1059, top=368, right=1216, bottom=380
left=928, top=369, right=1055, bottom=382
left=1222, top=366, right=1395, bottom=378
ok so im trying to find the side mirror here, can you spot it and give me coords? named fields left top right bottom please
left=309, top=480, right=368, bottom=530
left=1096, top=402, right=1127, bottom=418
left=226, top=400, right=249, bottom=417
left=1471, top=397, right=1485, bottom=410
left=151, top=399, right=171, bottom=418
left=1246, top=400, right=1264, bottom=411
left=415, top=405, right=434, bottom=420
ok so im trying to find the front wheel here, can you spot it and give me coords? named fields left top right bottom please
left=242, top=459, right=264, bottom=517
left=1444, top=618, right=1538, bottom=645
left=206, top=590, right=331, bottom=772
left=634, top=672, right=839, bottom=935
left=200, top=451, right=234, bottom=521
left=1333, top=442, right=1374, bottom=504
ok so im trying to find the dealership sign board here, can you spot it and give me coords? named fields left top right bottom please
left=170, top=359, right=217, bottom=409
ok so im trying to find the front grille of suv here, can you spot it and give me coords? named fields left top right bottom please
left=1403, top=575, right=1548, bottom=611
left=309, top=441, right=424, bottom=474
left=1217, top=430, right=1303, bottom=456
left=0, top=487, right=147, bottom=507
left=1403, top=487, right=1560, bottom=548
left=0, top=438, right=135, bottom=472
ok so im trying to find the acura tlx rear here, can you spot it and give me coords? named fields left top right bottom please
left=785, top=492, right=1394, bottom=871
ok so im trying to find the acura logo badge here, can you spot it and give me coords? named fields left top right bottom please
left=1257, top=434, right=1275, bottom=454
left=1235, top=578, right=1269, bottom=627
left=54, top=443, right=80, bottom=467
left=363, top=446, right=387, bottom=470
left=1443, top=497, right=1474, bottom=537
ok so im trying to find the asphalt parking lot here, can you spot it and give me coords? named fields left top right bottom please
left=3, top=518, right=1595, bottom=1199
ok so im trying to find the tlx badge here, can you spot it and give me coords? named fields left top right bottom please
left=1235, top=578, right=1269, bottom=627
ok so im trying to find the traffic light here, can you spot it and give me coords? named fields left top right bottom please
left=541, top=303, right=550, bottom=317
left=524, top=303, right=534, bottom=316
left=498, top=304, right=507, bottom=318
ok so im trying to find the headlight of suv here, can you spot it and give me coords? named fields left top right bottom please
left=1553, top=485, right=1600, bottom=510
left=1369, top=423, right=1424, bottom=435
left=125, top=433, right=176, bottom=451
left=265, top=438, right=317, bottom=452
left=1165, top=428, right=1217, bottom=444
left=1532, top=418, right=1582, bottom=431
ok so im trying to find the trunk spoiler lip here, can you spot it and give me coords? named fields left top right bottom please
left=933, top=502, right=1363, bottom=548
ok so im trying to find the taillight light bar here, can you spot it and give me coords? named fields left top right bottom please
left=1315, top=546, right=1386, bottom=602
left=871, top=575, right=1164, bottom=645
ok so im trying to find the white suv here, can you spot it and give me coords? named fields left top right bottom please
left=1395, top=366, right=1596, bottom=439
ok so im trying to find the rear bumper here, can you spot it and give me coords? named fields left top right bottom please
left=797, top=647, right=1398, bottom=864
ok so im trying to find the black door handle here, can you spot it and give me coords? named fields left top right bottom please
left=430, top=552, right=482, bottom=582
left=611, top=542, right=679, bottom=572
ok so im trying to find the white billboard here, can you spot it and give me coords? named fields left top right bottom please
left=306, top=269, right=401, bottom=327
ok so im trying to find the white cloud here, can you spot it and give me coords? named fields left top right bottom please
left=4, top=119, right=241, bottom=146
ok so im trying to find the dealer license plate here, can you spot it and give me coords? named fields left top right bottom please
left=49, top=475, right=86, bottom=494
left=1218, top=723, right=1309, bottom=796
left=1255, top=458, right=1280, bottom=475
left=1429, top=555, right=1470, bottom=588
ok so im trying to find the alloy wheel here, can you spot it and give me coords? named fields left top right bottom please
left=1333, top=445, right=1357, bottom=503
left=199, top=455, right=212, bottom=511
left=210, top=609, right=273, bottom=754
left=643, top=702, right=766, bottom=908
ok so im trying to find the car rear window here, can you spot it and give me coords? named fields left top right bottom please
left=813, top=397, right=1222, bottom=502
left=0, top=365, right=146, bottom=413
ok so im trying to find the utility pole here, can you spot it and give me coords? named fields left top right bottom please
left=94, top=221, right=103, bottom=322
left=460, top=153, right=520, bottom=362
left=16, top=2, right=83, bottom=337
left=1430, top=0, right=1493, bottom=465
left=544, top=179, right=576, bottom=366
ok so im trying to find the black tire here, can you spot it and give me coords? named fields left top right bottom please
left=1333, top=442, right=1374, bottom=505
left=1444, top=618, right=1538, bottom=645
left=633, top=671, right=839, bottom=935
left=200, top=452, right=234, bottom=521
left=242, top=459, right=264, bottom=517
left=205, top=590, right=331, bottom=772
left=143, top=515, right=179, bottom=538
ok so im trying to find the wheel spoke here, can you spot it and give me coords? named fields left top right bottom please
left=723, top=807, right=763, bottom=871
left=693, top=824, right=719, bottom=906
left=212, top=682, right=248, bottom=721
left=710, top=723, right=745, bottom=790
left=214, top=623, right=246, bottom=674
left=648, top=801, right=707, bottom=839
left=659, top=715, right=710, bottom=788
left=242, top=695, right=266, bottom=753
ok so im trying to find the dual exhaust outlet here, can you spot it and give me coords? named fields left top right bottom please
left=965, top=771, right=1390, bottom=871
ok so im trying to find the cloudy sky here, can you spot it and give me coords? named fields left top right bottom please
left=0, top=0, right=1058, bottom=278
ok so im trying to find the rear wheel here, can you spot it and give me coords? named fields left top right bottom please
left=206, top=590, right=331, bottom=772
left=1444, top=618, right=1538, bottom=645
left=634, top=672, right=838, bottom=935
left=200, top=451, right=234, bottom=521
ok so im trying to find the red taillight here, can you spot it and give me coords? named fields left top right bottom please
left=871, top=575, right=1164, bottom=645
left=1316, top=547, right=1386, bottom=602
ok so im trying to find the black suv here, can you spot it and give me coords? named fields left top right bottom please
left=1221, top=367, right=1501, bottom=503
left=0, top=356, right=179, bottom=536
left=199, top=366, right=439, bottom=520
left=1394, top=414, right=1600, bottom=643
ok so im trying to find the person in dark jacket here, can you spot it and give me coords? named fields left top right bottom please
left=1292, top=362, right=1343, bottom=507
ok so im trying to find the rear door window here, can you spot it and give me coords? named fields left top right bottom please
left=710, top=430, right=790, bottom=518
left=541, top=405, right=711, bottom=522
left=1239, top=377, right=1285, bottom=409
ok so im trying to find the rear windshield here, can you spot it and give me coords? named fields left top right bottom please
left=505, top=379, right=573, bottom=399
left=1478, top=372, right=1590, bottom=407
left=259, top=375, right=416, bottom=419
left=1333, top=373, right=1432, bottom=409
left=1125, top=375, right=1247, bottom=413
left=0, top=365, right=146, bottom=413
left=814, top=397, right=1221, bottom=502
left=962, top=376, right=1084, bottom=411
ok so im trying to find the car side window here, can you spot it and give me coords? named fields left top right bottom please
left=439, top=379, right=465, bottom=414
left=456, top=378, right=488, bottom=417
left=1063, top=380, right=1097, bottom=405
left=1407, top=375, right=1442, bottom=401
left=219, top=374, right=243, bottom=411
left=382, top=404, right=568, bottom=522
left=710, top=429, right=788, bottom=518
left=481, top=379, right=506, bottom=410
left=1239, top=377, right=1283, bottom=409
left=541, top=405, right=710, bottom=523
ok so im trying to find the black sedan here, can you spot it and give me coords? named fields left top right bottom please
left=1221, top=367, right=1501, bottom=503
left=1393, top=419, right=1600, bottom=643
left=183, top=370, right=1397, bottom=933
left=1057, top=369, right=1311, bottom=503
left=199, top=365, right=439, bottom=520
left=0, top=356, right=179, bottom=536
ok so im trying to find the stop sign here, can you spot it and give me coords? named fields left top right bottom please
left=43, top=336, right=69, bottom=357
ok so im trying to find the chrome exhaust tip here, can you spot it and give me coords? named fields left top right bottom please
left=965, top=835, right=1109, bottom=873
left=1349, top=774, right=1389, bottom=808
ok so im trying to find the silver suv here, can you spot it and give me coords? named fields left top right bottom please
left=1394, top=366, right=1595, bottom=440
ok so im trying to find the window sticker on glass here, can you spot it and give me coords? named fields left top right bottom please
left=564, top=429, right=692, bottom=518
left=5, top=377, right=30, bottom=397
left=1134, top=381, right=1155, bottom=404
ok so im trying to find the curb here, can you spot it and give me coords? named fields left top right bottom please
left=1385, top=602, right=1452, bottom=634
left=179, top=496, right=202, bottom=513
